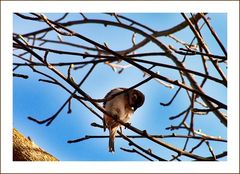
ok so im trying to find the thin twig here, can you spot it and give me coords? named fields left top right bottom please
left=205, top=141, right=217, bottom=161
left=199, top=13, right=227, bottom=57
left=13, top=73, right=28, bottom=79
left=67, top=133, right=227, bottom=143
left=118, top=131, right=167, bottom=161
left=160, top=87, right=181, bottom=106
left=120, top=147, right=154, bottom=161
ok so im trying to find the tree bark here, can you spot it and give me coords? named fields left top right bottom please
left=13, top=128, right=58, bottom=161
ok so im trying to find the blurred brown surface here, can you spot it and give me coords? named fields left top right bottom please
left=13, top=128, right=58, bottom=161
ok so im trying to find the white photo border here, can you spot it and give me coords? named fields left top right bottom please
left=1, top=1, right=239, bottom=173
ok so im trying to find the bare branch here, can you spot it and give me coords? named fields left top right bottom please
left=13, top=73, right=28, bottom=79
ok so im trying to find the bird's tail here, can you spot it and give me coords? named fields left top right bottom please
left=109, top=127, right=117, bottom=153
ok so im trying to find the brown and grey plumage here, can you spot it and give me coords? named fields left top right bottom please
left=103, top=88, right=145, bottom=152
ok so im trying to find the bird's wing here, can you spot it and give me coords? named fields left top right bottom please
left=103, top=88, right=126, bottom=108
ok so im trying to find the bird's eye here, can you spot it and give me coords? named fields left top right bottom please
left=133, top=94, right=138, bottom=100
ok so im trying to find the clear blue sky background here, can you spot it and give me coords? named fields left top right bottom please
left=13, top=13, right=227, bottom=161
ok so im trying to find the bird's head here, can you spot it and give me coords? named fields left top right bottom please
left=128, top=89, right=145, bottom=111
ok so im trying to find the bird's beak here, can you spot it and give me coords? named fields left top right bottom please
left=132, top=107, right=137, bottom=111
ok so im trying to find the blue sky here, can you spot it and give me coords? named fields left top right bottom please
left=13, top=13, right=227, bottom=161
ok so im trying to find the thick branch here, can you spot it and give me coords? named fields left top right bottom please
left=13, top=128, right=58, bottom=161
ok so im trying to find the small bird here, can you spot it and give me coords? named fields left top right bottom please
left=103, top=88, right=145, bottom=152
